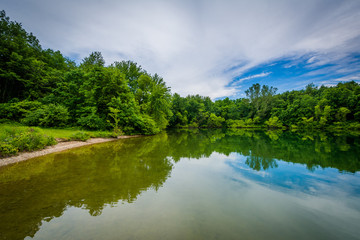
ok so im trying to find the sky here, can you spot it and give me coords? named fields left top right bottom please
left=2, top=0, right=360, bottom=99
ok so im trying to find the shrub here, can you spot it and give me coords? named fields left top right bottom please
left=0, top=143, right=18, bottom=157
left=207, top=113, right=225, bottom=128
left=69, top=131, right=91, bottom=141
left=91, top=131, right=117, bottom=138
left=0, top=127, right=56, bottom=157
left=188, top=121, right=199, bottom=128
left=226, top=119, right=246, bottom=128
left=245, top=118, right=253, bottom=126
left=133, top=114, right=160, bottom=135
left=0, top=100, right=43, bottom=121
left=299, top=117, right=315, bottom=129
left=39, top=104, right=69, bottom=127
left=9, top=129, right=56, bottom=152
left=77, top=114, right=107, bottom=130
left=336, top=107, right=351, bottom=122
left=22, top=104, right=69, bottom=127
left=21, top=108, right=45, bottom=126
left=348, top=122, right=360, bottom=130
left=77, top=107, right=108, bottom=130
left=265, top=116, right=283, bottom=129
left=107, top=107, right=124, bottom=135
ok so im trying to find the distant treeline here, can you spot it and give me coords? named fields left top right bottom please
left=1, top=10, right=359, bottom=134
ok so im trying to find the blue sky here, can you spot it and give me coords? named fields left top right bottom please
left=227, top=53, right=360, bottom=98
left=2, top=0, right=360, bottom=99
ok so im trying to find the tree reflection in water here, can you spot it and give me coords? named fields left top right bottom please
left=0, top=129, right=359, bottom=239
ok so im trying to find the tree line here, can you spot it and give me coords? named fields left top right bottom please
left=1, top=10, right=359, bottom=134
left=170, top=81, right=360, bottom=130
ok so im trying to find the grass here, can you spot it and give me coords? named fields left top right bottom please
left=0, top=123, right=118, bottom=157
left=39, top=127, right=116, bottom=139
left=0, top=123, right=117, bottom=140
left=0, top=125, right=56, bottom=157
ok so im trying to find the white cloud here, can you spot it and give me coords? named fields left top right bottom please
left=307, top=57, right=317, bottom=64
left=2, top=0, right=360, bottom=98
left=232, top=72, right=272, bottom=86
left=333, top=74, right=360, bottom=82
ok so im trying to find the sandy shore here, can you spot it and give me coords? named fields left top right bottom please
left=0, top=135, right=141, bottom=168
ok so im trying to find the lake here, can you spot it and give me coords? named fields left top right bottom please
left=0, top=129, right=359, bottom=240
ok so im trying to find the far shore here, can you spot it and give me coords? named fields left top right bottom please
left=0, top=135, right=142, bottom=168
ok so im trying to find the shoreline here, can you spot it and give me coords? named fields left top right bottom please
left=0, top=135, right=141, bottom=168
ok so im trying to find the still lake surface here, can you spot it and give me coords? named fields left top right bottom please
left=0, top=129, right=359, bottom=240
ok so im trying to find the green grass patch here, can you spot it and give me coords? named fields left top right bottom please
left=19, top=125, right=116, bottom=139
left=69, top=131, right=91, bottom=141
left=0, top=123, right=117, bottom=157
left=0, top=125, right=56, bottom=157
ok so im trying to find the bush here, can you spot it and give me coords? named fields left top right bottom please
left=265, top=116, right=283, bottom=129
left=90, top=131, right=117, bottom=138
left=299, top=117, right=315, bottom=129
left=9, top=129, right=56, bottom=152
left=0, top=127, right=56, bottom=157
left=77, top=107, right=108, bottom=130
left=207, top=113, right=225, bottom=128
left=21, top=108, right=45, bottom=126
left=22, top=104, right=69, bottom=127
left=226, top=119, right=246, bottom=128
left=188, top=121, right=199, bottom=128
left=245, top=118, right=253, bottom=126
left=107, top=107, right=124, bottom=135
left=77, top=114, right=107, bottom=130
left=348, top=122, right=360, bottom=130
left=69, top=131, right=91, bottom=141
left=132, top=115, right=160, bottom=135
left=0, top=143, right=18, bottom=157
left=0, top=100, right=43, bottom=121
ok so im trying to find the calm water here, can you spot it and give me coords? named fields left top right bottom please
left=0, top=129, right=360, bottom=240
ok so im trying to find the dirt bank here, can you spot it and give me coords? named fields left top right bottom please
left=0, top=135, right=141, bottom=168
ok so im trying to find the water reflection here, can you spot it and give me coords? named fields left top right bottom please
left=168, top=129, right=360, bottom=173
left=0, top=133, right=172, bottom=240
left=0, top=129, right=359, bottom=239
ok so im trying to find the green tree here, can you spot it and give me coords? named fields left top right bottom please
left=265, top=116, right=283, bottom=129
left=245, top=84, right=277, bottom=119
left=337, top=107, right=350, bottom=122
left=114, top=60, right=144, bottom=92
left=207, top=113, right=225, bottom=128
left=80, top=51, right=105, bottom=69
left=107, top=107, right=123, bottom=135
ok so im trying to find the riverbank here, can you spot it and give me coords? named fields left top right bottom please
left=0, top=136, right=141, bottom=168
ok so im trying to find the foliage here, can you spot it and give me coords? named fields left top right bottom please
left=0, top=143, right=18, bottom=157
left=336, top=107, right=351, bottom=122
left=1, top=10, right=360, bottom=134
left=0, top=11, right=74, bottom=103
left=168, top=80, right=360, bottom=131
left=69, top=131, right=91, bottom=141
left=89, top=131, right=117, bottom=138
left=21, top=104, right=69, bottom=127
left=245, top=83, right=277, bottom=119
left=107, top=107, right=123, bottom=135
left=207, top=113, right=225, bottom=128
left=265, top=117, right=283, bottom=129
left=0, top=126, right=56, bottom=157
left=0, top=11, right=172, bottom=135
left=0, top=100, right=43, bottom=121
left=226, top=119, right=246, bottom=128
left=77, top=107, right=107, bottom=130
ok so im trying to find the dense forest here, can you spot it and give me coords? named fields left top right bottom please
left=1, top=10, right=360, bottom=135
